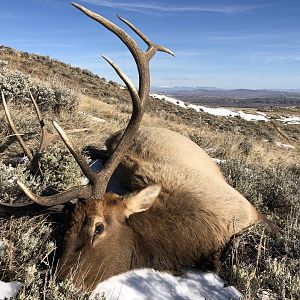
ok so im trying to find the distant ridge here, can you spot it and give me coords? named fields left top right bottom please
left=152, top=86, right=300, bottom=108
left=152, top=86, right=300, bottom=94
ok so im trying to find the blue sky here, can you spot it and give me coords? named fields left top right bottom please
left=1, top=0, right=300, bottom=89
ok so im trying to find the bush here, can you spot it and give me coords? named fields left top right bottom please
left=0, top=146, right=82, bottom=204
left=0, top=145, right=88, bottom=298
left=30, top=79, right=78, bottom=113
left=38, top=145, right=83, bottom=192
left=220, top=159, right=300, bottom=299
left=220, top=159, right=299, bottom=217
left=0, top=63, right=78, bottom=113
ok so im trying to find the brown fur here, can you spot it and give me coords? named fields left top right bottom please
left=59, top=127, right=261, bottom=291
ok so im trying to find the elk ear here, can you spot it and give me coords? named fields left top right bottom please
left=124, top=184, right=161, bottom=218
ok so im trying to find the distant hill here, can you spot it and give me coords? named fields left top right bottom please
left=153, top=87, right=300, bottom=108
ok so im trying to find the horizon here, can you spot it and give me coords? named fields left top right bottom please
left=1, top=0, right=300, bottom=89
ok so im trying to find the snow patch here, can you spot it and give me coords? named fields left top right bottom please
left=275, top=141, right=295, bottom=149
left=79, top=112, right=106, bottom=123
left=8, top=156, right=29, bottom=164
left=151, top=93, right=187, bottom=109
left=150, top=93, right=270, bottom=122
left=91, top=268, right=242, bottom=300
left=81, top=159, right=128, bottom=195
left=237, top=111, right=268, bottom=121
left=212, top=158, right=226, bottom=164
left=0, top=241, right=6, bottom=251
left=277, top=116, right=300, bottom=125
left=0, top=281, right=21, bottom=300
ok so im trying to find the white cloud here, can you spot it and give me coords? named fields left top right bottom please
left=79, top=0, right=266, bottom=14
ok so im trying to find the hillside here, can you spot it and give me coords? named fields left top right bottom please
left=0, top=46, right=299, bottom=299
left=1, top=45, right=300, bottom=143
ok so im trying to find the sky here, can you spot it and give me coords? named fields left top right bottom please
left=1, top=0, right=300, bottom=89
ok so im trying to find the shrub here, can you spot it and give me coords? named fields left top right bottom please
left=220, top=159, right=299, bottom=299
left=29, top=78, right=78, bottom=113
left=38, top=145, right=83, bottom=192
left=220, top=159, right=299, bottom=217
left=0, top=145, right=88, bottom=298
left=0, top=66, right=30, bottom=102
left=0, top=63, right=78, bottom=113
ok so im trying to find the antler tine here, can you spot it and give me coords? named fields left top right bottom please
left=1, top=91, right=33, bottom=160
left=0, top=202, right=64, bottom=217
left=29, top=91, right=56, bottom=150
left=29, top=92, right=89, bottom=150
left=94, top=55, right=142, bottom=195
left=116, top=14, right=175, bottom=58
left=72, top=3, right=174, bottom=84
left=52, top=121, right=97, bottom=183
left=72, top=3, right=141, bottom=59
left=16, top=181, right=92, bottom=206
left=117, top=14, right=152, bottom=46
left=102, top=55, right=140, bottom=105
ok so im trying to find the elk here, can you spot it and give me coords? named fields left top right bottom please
left=0, top=2, right=276, bottom=292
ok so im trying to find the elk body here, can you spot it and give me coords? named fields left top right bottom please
left=59, top=127, right=260, bottom=290
left=0, top=2, right=272, bottom=292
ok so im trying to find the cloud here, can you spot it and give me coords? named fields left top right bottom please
left=258, top=54, right=300, bottom=63
left=79, top=0, right=266, bottom=14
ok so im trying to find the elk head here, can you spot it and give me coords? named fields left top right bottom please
left=0, top=2, right=174, bottom=291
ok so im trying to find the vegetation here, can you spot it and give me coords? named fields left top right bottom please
left=220, top=160, right=299, bottom=299
left=0, top=59, right=78, bottom=113
left=0, top=48, right=299, bottom=299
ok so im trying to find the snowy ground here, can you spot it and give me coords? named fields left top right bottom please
left=91, top=268, right=242, bottom=300
left=0, top=241, right=21, bottom=299
left=0, top=281, right=21, bottom=300
left=150, top=93, right=300, bottom=124
left=0, top=269, right=241, bottom=300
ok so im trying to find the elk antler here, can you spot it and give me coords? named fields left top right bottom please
left=1, top=91, right=88, bottom=174
left=13, top=3, right=174, bottom=207
left=2, top=91, right=33, bottom=160
left=0, top=90, right=89, bottom=216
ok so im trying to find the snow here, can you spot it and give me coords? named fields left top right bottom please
left=212, top=158, right=226, bottom=164
left=0, top=281, right=21, bottom=300
left=0, top=241, right=6, bottom=251
left=237, top=110, right=268, bottom=121
left=8, top=156, right=29, bottom=164
left=91, top=268, right=242, bottom=300
left=81, top=159, right=129, bottom=195
left=277, top=116, right=300, bottom=125
left=150, top=93, right=300, bottom=124
left=79, top=112, right=106, bottom=123
left=275, top=141, right=295, bottom=149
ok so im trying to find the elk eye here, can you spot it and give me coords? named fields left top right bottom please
left=94, top=223, right=104, bottom=236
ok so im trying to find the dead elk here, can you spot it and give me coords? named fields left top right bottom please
left=0, top=3, right=278, bottom=292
